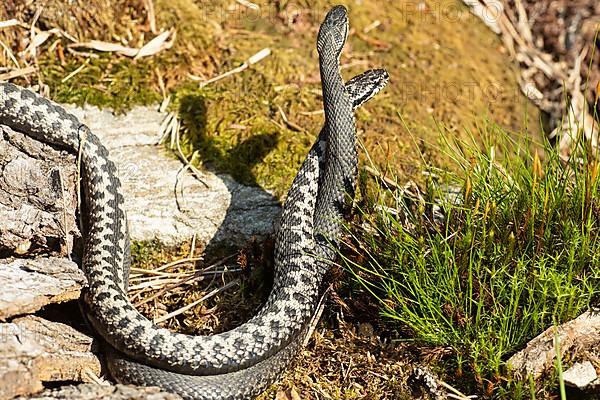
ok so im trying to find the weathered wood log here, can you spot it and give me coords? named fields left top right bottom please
left=0, top=315, right=100, bottom=399
left=508, top=310, right=600, bottom=381
left=16, top=384, right=182, bottom=400
left=0, top=257, right=84, bottom=321
left=0, top=125, right=79, bottom=257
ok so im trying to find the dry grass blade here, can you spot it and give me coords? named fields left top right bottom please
left=0, top=19, right=20, bottom=29
left=277, top=105, right=304, bottom=132
left=153, top=279, right=240, bottom=324
left=0, top=39, right=20, bottom=68
left=61, top=59, right=89, bottom=83
left=23, top=30, right=51, bottom=58
left=362, top=20, right=381, bottom=34
left=70, top=40, right=139, bottom=57
left=144, top=0, right=157, bottom=34
left=158, top=112, right=209, bottom=193
left=437, top=380, right=477, bottom=399
left=364, top=165, right=400, bottom=191
left=130, top=254, right=239, bottom=305
left=129, top=268, right=190, bottom=282
left=128, top=278, right=182, bottom=291
left=461, top=0, right=503, bottom=34
left=0, top=66, right=37, bottom=80
left=153, top=255, right=209, bottom=273
left=236, top=0, right=259, bottom=11
left=190, top=47, right=271, bottom=87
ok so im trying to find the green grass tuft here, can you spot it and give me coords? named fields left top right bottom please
left=344, top=124, right=600, bottom=397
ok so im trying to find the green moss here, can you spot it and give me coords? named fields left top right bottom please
left=130, top=239, right=178, bottom=268
left=40, top=55, right=161, bottom=113
left=34, top=0, right=541, bottom=197
left=172, top=73, right=317, bottom=196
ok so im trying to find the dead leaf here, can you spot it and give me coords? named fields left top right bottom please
left=70, top=30, right=175, bottom=59
left=21, top=30, right=52, bottom=58
left=135, top=30, right=175, bottom=59
left=71, top=40, right=138, bottom=57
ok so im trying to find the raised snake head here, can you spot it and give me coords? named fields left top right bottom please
left=316, top=5, right=349, bottom=61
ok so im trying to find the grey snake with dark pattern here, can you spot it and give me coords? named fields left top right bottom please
left=0, top=5, right=388, bottom=400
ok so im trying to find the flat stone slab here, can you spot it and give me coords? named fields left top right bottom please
left=63, top=105, right=281, bottom=248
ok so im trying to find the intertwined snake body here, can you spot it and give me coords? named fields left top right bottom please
left=0, top=5, right=387, bottom=400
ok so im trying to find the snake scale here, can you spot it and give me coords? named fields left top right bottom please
left=0, top=5, right=387, bottom=400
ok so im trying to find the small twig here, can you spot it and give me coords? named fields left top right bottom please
left=363, top=20, right=381, bottom=33
left=66, top=48, right=100, bottom=59
left=0, top=39, right=20, bottom=68
left=355, top=31, right=392, bottom=50
left=157, top=111, right=175, bottom=144
left=166, top=113, right=209, bottom=189
left=438, top=380, right=477, bottom=399
left=129, top=267, right=191, bottom=277
left=144, top=0, right=157, bottom=34
left=81, top=367, right=106, bottom=385
left=128, top=278, right=182, bottom=291
left=153, top=256, right=206, bottom=273
left=155, top=66, right=166, bottom=100
left=299, top=109, right=324, bottom=116
left=158, top=95, right=171, bottom=113
left=367, top=370, right=389, bottom=380
left=189, top=233, right=197, bottom=258
left=364, top=165, right=400, bottom=190
left=340, top=59, right=370, bottom=70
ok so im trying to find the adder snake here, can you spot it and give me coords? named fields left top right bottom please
left=0, top=5, right=388, bottom=399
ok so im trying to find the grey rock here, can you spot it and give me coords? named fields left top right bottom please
left=63, top=104, right=281, bottom=248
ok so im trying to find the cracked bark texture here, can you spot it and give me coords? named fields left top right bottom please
left=0, top=125, right=79, bottom=257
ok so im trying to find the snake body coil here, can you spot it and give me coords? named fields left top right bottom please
left=0, top=5, right=387, bottom=400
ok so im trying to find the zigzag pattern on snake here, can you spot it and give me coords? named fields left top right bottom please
left=0, top=5, right=388, bottom=400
